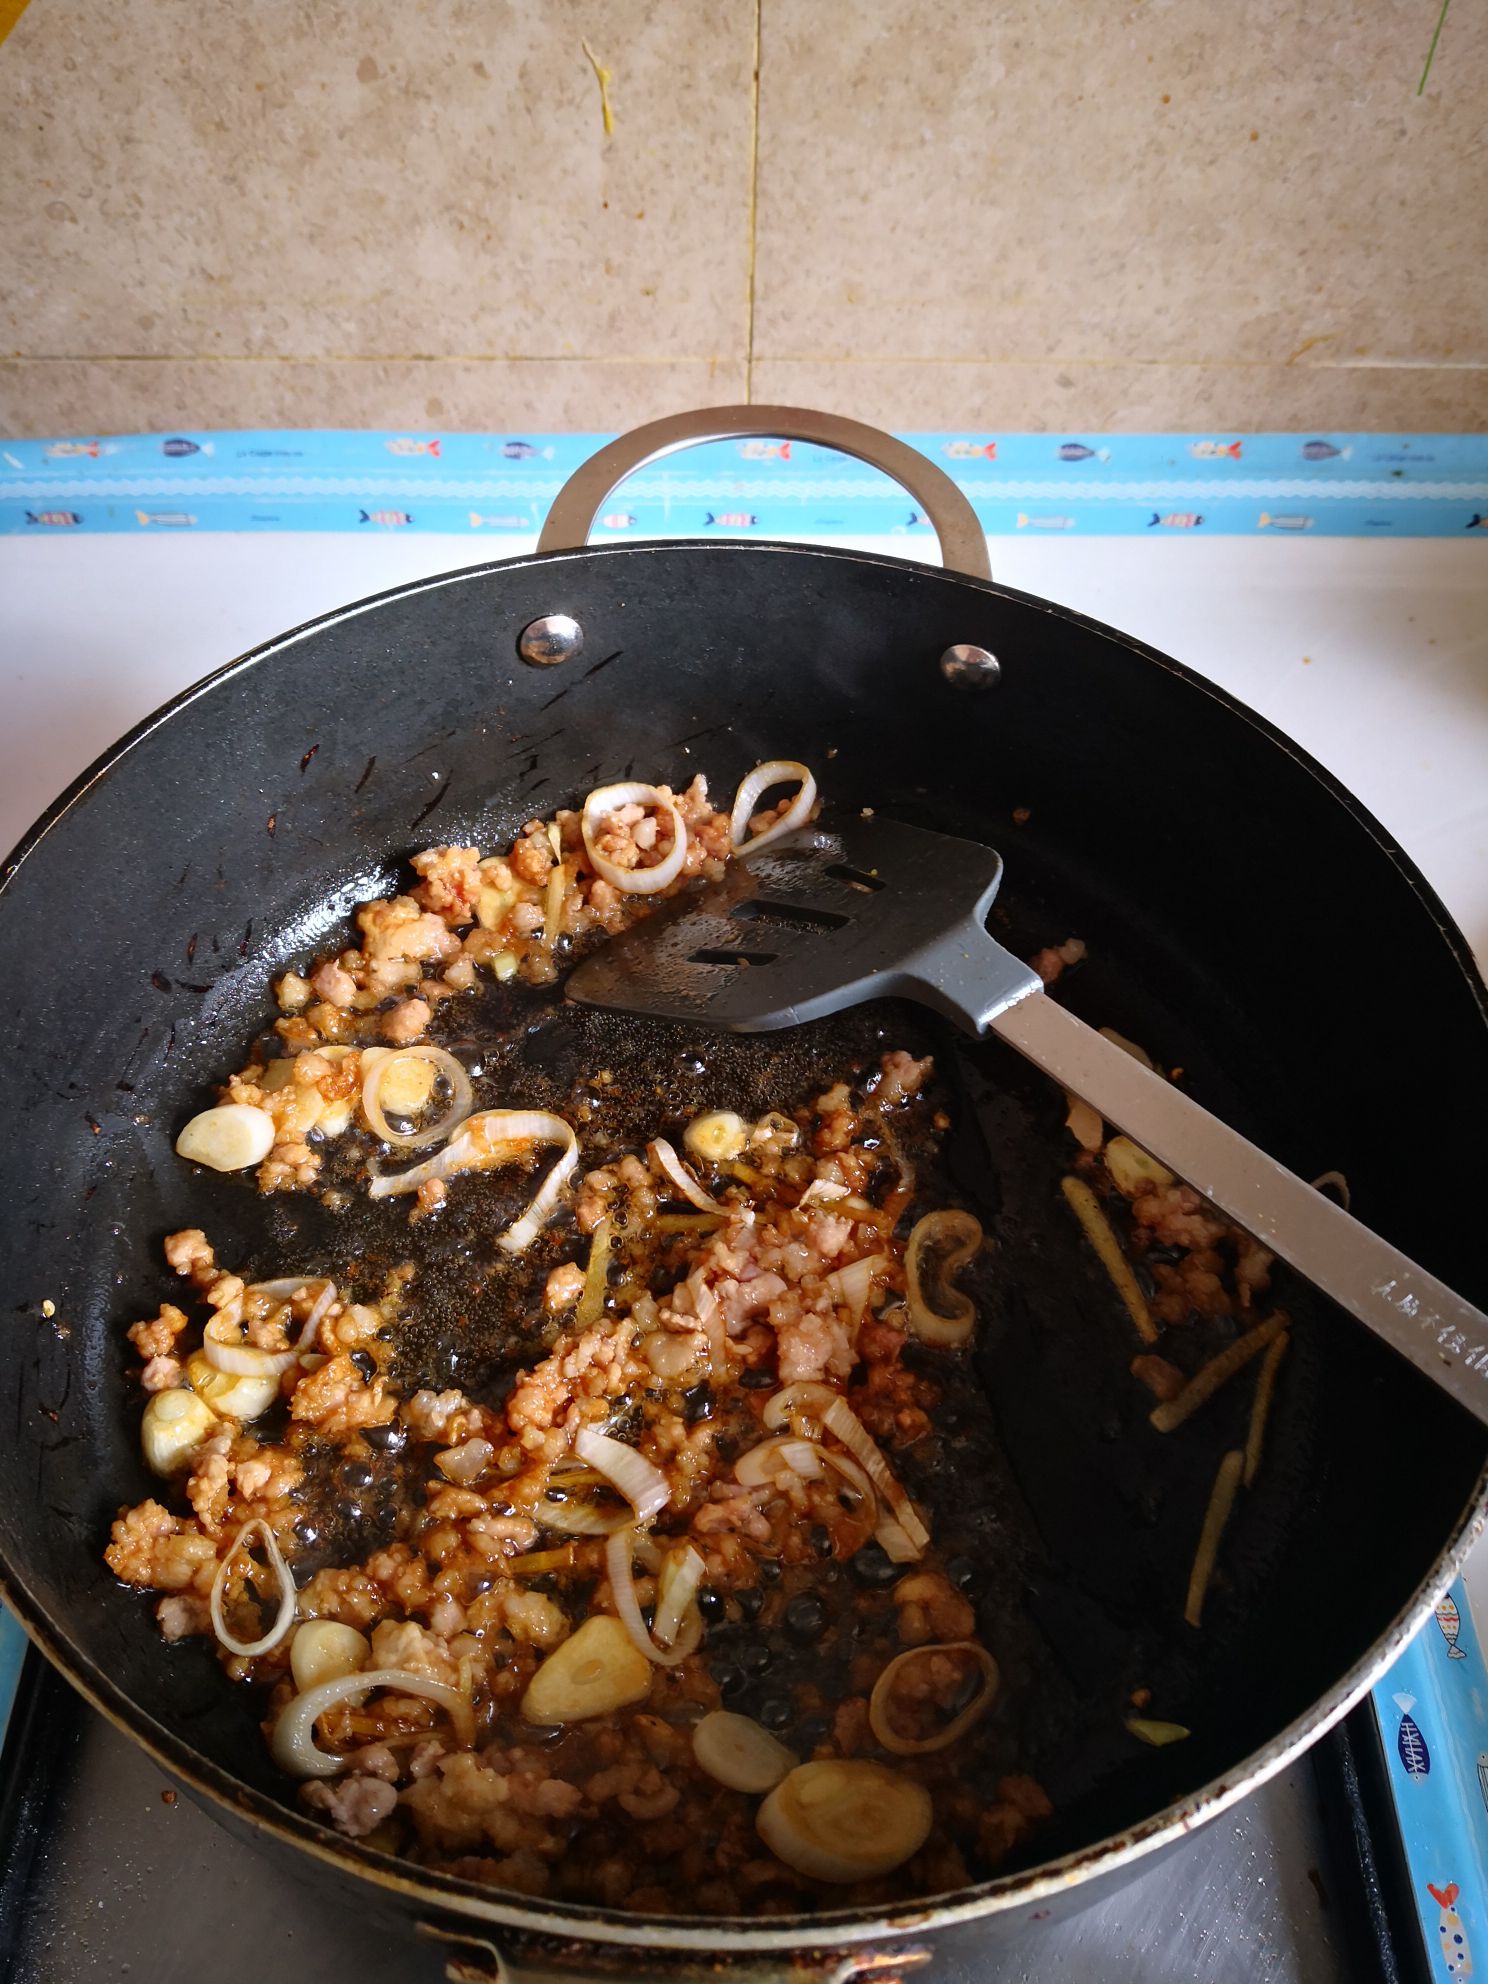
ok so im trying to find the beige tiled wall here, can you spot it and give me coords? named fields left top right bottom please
left=2, top=0, right=1483, bottom=436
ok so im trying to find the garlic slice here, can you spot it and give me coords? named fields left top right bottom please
left=290, top=1620, right=370, bottom=1693
left=175, top=1103, right=275, bottom=1172
left=693, top=1710, right=797, bottom=1794
left=757, top=1760, right=932, bottom=1882
left=683, top=1111, right=747, bottom=1165
left=520, top=1615, right=652, bottom=1725
left=141, top=1387, right=217, bottom=1475
left=185, top=1350, right=280, bottom=1425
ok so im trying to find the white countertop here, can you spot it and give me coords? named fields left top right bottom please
left=3, top=530, right=1485, bottom=966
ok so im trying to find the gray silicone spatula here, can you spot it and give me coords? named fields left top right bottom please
left=567, top=816, right=1488, bottom=1425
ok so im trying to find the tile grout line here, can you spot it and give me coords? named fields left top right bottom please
left=0, top=354, right=742, bottom=367
left=5, top=354, right=1485, bottom=372
left=743, top=0, right=762, bottom=404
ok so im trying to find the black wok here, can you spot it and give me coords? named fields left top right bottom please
left=1, top=408, right=1485, bottom=1981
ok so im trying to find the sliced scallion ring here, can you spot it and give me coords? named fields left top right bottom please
left=650, top=1137, right=725, bottom=1212
left=904, top=1209, right=982, bottom=1347
left=574, top=1425, right=671, bottom=1525
left=868, top=1640, right=1000, bottom=1755
left=210, top=1516, right=297, bottom=1660
left=367, top=1109, right=578, bottom=1253
left=581, top=782, right=689, bottom=895
left=360, top=1044, right=473, bottom=1150
left=605, top=1527, right=703, bottom=1668
left=271, top=1665, right=474, bottom=1778
left=729, top=760, right=817, bottom=854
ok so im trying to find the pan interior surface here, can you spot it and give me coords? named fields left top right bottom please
left=1, top=541, right=1485, bottom=1932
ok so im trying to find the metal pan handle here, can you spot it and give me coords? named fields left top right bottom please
left=536, top=404, right=991, bottom=581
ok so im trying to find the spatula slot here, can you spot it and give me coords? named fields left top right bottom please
left=689, top=948, right=780, bottom=968
left=823, top=862, right=886, bottom=892
left=730, top=900, right=851, bottom=932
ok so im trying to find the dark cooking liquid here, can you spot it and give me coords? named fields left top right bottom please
left=238, top=982, right=1080, bottom=1883
left=239, top=928, right=1313, bottom=1887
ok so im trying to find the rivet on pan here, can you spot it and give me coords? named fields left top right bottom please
left=518, top=613, right=584, bottom=667
left=939, top=643, right=1000, bottom=690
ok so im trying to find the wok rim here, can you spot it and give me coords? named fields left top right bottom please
left=3, top=535, right=1486, bottom=1951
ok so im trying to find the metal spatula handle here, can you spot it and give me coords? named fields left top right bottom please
left=568, top=809, right=1488, bottom=1422
left=888, top=911, right=1488, bottom=1421
left=990, top=984, right=1488, bottom=1426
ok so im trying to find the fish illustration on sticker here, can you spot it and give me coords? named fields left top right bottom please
left=161, top=437, right=210, bottom=457
left=1149, top=512, right=1203, bottom=529
left=1467, top=515, right=1487, bottom=531
left=1395, top=1693, right=1431, bottom=1780
left=1016, top=514, right=1074, bottom=531
left=469, top=512, right=528, bottom=528
left=704, top=513, right=757, bottom=527
left=25, top=510, right=82, bottom=526
left=501, top=441, right=554, bottom=460
left=359, top=509, right=412, bottom=526
left=599, top=513, right=637, bottom=529
left=738, top=441, right=791, bottom=461
left=44, top=440, right=102, bottom=459
left=1057, top=443, right=1110, bottom=463
left=1258, top=513, right=1314, bottom=531
left=1437, top=1593, right=1468, bottom=1658
left=905, top=512, right=928, bottom=527
left=1427, top=1884, right=1473, bottom=1978
left=944, top=440, right=997, bottom=460
left=1301, top=440, right=1350, bottom=461
left=135, top=510, right=196, bottom=527
left=386, top=437, right=441, bottom=458
left=1189, top=440, right=1242, bottom=460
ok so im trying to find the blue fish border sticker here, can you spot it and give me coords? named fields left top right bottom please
left=1396, top=1693, right=1433, bottom=1780
left=2, top=428, right=1486, bottom=536
left=1375, top=1580, right=1488, bottom=1981
left=1439, top=1593, right=1470, bottom=1660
